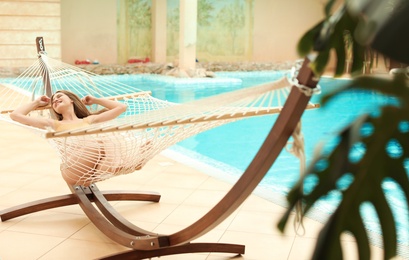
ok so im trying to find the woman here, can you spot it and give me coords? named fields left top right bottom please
left=10, top=90, right=128, bottom=186
left=10, top=90, right=127, bottom=131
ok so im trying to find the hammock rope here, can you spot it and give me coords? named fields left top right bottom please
left=286, top=121, right=307, bottom=235
left=0, top=53, right=318, bottom=186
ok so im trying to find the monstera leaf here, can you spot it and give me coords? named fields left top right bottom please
left=278, top=74, right=409, bottom=259
left=296, top=1, right=365, bottom=77
left=278, top=0, right=409, bottom=259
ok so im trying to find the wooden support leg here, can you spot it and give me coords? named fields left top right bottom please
left=99, top=243, right=245, bottom=260
left=0, top=189, right=161, bottom=221
left=71, top=186, right=246, bottom=258
left=0, top=194, right=77, bottom=221
left=78, top=184, right=162, bottom=237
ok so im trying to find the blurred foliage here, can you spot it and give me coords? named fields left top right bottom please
left=296, top=2, right=365, bottom=77
left=278, top=0, right=409, bottom=259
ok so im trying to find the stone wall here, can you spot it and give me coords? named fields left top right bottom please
left=0, top=60, right=295, bottom=78
left=77, top=61, right=295, bottom=76
left=0, top=0, right=61, bottom=68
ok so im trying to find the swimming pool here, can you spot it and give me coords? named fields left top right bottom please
left=112, top=71, right=408, bottom=253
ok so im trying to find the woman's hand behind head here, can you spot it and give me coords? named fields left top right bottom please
left=37, top=95, right=50, bottom=107
left=81, top=95, right=95, bottom=106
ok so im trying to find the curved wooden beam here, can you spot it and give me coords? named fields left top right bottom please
left=100, top=243, right=245, bottom=260
left=0, top=190, right=160, bottom=221
left=90, top=185, right=160, bottom=237
left=72, top=185, right=167, bottom=250
left=168, top=58, right=318, bottom=245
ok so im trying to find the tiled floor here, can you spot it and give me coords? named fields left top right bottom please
left=0, top=121, right=390, bottom=259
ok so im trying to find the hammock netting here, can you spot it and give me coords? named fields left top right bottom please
left=0, top=53, right=317, bottom=186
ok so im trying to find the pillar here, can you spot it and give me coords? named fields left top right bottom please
left=179, top=0, right=197, bottom=70
left=152, top=0, right=167, bottom=63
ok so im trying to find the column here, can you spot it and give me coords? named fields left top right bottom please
left=152, top=0, right=167, bottom=63
left=179, top=0, right=197, bottom=70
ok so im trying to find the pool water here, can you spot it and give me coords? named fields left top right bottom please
left=114, top=71, right=408, bottom=250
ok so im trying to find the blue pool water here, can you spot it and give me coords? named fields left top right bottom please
left=111, top=71, right=408, bottom=252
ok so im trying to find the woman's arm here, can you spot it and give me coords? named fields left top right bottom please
left=9, top=95, right=55, bottom=129
left=82, top=95, right=127, bottom=124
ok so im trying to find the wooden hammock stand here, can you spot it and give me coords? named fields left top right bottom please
left=0, top=38, right=318, bottom=259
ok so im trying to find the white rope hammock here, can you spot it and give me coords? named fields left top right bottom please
left=0, top=53, right=318, bottom=186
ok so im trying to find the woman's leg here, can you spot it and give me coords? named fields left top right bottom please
left=60, top=143, right=105, bottom=186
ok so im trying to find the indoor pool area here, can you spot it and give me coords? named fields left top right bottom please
left=2, top=0, right=408, bottom=259
left=0, top=70, right=408, bottom=259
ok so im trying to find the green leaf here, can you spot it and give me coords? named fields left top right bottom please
left=283, top=1, right=409, bottom=259
left=350, top=42, right=365, bottom=76
left=333, top=39, right=346, bottom=77
left=311, top=50, right=330, bottom=76
left=372, top=184, right=397, bottom=259
left=324, top=0, right=337, bottom=17
left=297, top=21, right=325, bottom=57
left=299, top=5, right=366, bottom=77
left=347, top=211, right=371, bottom=260
left=278, top=74, right=409, bottom=259
left=312, top=214, right=344, bottom=260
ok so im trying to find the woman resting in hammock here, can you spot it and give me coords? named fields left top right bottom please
left=10, top=90, right=129, bottom=186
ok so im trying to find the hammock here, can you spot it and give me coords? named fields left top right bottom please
left=0, top=48, right=318, bottom=187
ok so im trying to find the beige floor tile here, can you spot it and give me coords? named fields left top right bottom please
left=154, top=210, right=237, bottom=235
left=47, top=204, right=91, bottom=216
left=206, top=254, right=245, bottom=260
left=38, top=238, right=127, bottom=260
left=0, top=186, right=16, bottom=198
left=22, top=176, right=68, bottom=192
left=160, top=204, right=213, bottom=226
left=292, top=216, right=325, bottom=239
left=0, top=189, right=69, bottom=208
left=6, top=211, right=90, bottom=237
left=183, top=189, right=231, bottom=207
left=198, top=176, right=235, bottom=191
left=288, top=236, right=317, bottom=260
left=150, top=253, right=209, bottom=259
left=139, top=185, right=196, bottom=204
left=70, top=222, right=123, bottom=244
left=114, top=200, right=179, bottom=223
left=241, top=194, right=287, bottom=213
left=192, top=227, right=226, bottom=243
left=152, top=222, right=189, bottom=234
left=0, top=230, right=65, bottom=260
left=146, top=170, right=209, bottom=189
left=219, top=230, right=295, bottom=260
left=0, top=172, right=44, bottom=189
left=228, top=209, right=297, bottom=236
left=96, top=168, right=158, bottom=190
left=289, top=235, right=392, bottom=260
left=0, top=216, right=24, bottom=231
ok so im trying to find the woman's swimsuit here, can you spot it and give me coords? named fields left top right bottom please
left=54, top=117, right=91, bottom=131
